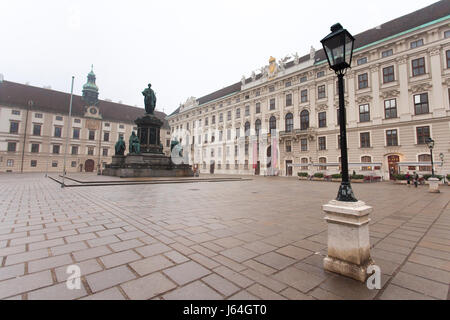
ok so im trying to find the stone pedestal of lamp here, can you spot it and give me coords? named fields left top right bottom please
left=322, top=200, right=375, bottom=282
left=428, top=177, right=440, bottom=193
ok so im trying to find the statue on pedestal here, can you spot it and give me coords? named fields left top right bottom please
left=115, top=136, right=126, bottom=155
left=129, top=131, right=141, bottom=154
left=142, top=83, right=157, bottom=114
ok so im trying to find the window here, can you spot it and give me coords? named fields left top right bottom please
left=54, top=127, right=62, bottom=138
left=227, top=129, right=231, bottom=140
left=285, top=140, right=292, bottom=152
left=360, top=132, right=371, bottom=148
left=71, top=146, right=78, bottom=155
left=55, top=115, right=63, bottom=121
left=383, top=66, right=395, bottom=83
left=245, top=106, right=250, bottom=116
left=300, top=76, right=307, bottom=83
left=318, top=137, right=326, bottom=150
left=205, top=117, right=209, bottom=125
left=445, top=30, right=450, bottom=38
left=118, top=133, right=124, bottom=140
left=103, top=132, right=110, bottom=142
left=219, top=113, right=223, bottom=122
left=357, top=57, right=367, bottom=65
left=384, top=99, right=397, bottom=119
left=245, top=143, right=249, bottom=156
left=386, top=129, right=398, bottom=146
left=285, top=93, right=292, bottom=107
left=269, top=116, right=276, bottom=134
left=317, top=71, right=325, bottom=78
left=285, top=113, right=293, bottom=132
left=235, top=128, right=240, bottom=139
left=359, top=104, right=370, bottom=122
left=412, top=57, right=425, bottom=76
left=300, top=89, right=308, bottom=103
left=416, top=126, right=430, bottom=144
left=33, top=124, right=41, bottom=136
left=102, top=148, right=108, bottom=156
left=269, top=86, right=275, bottom=93
left=52, top=145, right=60, bottom=154
left=414, top=93, right=429, bottom=115
left=245, top=95, right=249, bottom=100
left=301, top=138, right=308, bottom=151
left=255, top=119, right=261, bottom=136
left=285, top=81, right=291, bottom=87
left=212, top=115, right=216, bottom=124
left=7, top=159, right=14, bottom=167
left=361, top=156, right=372, bottom=171
left=300, top=110, right=309, bottom=130
left=12, top=110, right=21, bottom=115
left=447, top=50, right=450, bottom=69
left=269, top=98, right=275, bottom=110
left=382, top=49, right=393, bottom=58
left=9, top=122, right=19, bottom=134
left=255, top=103, right=261, bottom=114
left=204, top=134, right=208, bottom=143
left=71, top=161, right=77, bottom=168
left=73, top=128, right=80, bottom=139
left=119, top=124, right=125, bottom=129
left=255, top=90, right=260, bottom=97
left=35, top=113, right=43, bottom=118
left=30, top=160, right=37, bottom=167
left=88, top=147, right=94, bottom=155
left=244, top=122, right=250, bottom=136
left=31, top=144, right=39, bottom=153
left=358, top=73, right=368, bottom=89
left=89, top=130, right=95, bottom=140
left=418, top=154, right=432, bottom=171
left=104, top=122, right=110, bottom=127
left=319, top=157, right=327, bottom=170
left=235, top=109, right=240, bottom=119
left=301, top=158, right=308, bottom=170
left=318, top=85, right=326, bottom=99
left=7, top=142, right=17, bottom=152
left=227, top=111, right=232, bottom=120
left=318, top=112, right=327, bottom=128
left=52, top=161, right=58, bottom=168
left=234, top=145, right=239, bottom=156
left=410, top=39, right=423, bottom=49
left=219, top=131, right=223, bottom=142
left=74, top=118, right=81, bottom=123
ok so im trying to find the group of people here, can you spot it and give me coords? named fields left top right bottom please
left=405, top=171, right=420, bottom=188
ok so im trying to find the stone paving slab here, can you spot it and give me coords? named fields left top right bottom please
left=0, top=173, right=449, bottom=300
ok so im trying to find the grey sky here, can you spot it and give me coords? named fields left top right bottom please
left=0, top=0, right=438, bottom=115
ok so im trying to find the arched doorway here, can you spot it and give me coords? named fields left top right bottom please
left=85, top=159, right=95, bottom=172
left=387, top=155, right=400, bottom=180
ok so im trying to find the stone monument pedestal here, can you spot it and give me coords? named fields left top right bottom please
left=103, top=113, right=193, bottom=178
left=322, top=200, right=375, bottom=282
left=428, top=177, right=440, bottom=193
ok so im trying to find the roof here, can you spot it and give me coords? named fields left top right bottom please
left=169, top=0, right=450, bottom=117
left=0, top=80, right=170, bottom=129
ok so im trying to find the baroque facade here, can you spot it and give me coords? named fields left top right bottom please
left=167, top=1, right=450, bottom=180
left=0, top=68, right=171, bottom=173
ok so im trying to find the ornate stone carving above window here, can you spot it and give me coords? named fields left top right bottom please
left=408, top=83, right=432, bottom=93
left=428, top=46, right=441, bottom=56
left=395, top=55, right=408, bottom=65
left=316, top=104, right=328, bottom=112
left=380, top=89, right=400, bottom=99
left=355, top=95, right=373, bottom=104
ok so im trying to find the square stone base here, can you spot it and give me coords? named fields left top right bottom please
left=324, top=256, right=375, bottom=282
left=428, top=177, right=440, bottom=193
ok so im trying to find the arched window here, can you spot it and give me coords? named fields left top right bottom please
left=319, top=157, right=327, bottom=171
left=300, top=110, right=309, bottom=130
left=244, top=122, right=250, bottom=137
left=285, top=113, right=293, bottom=132
left=418, top=154, right=431, bottom=172
left=361, top=156, right=372, bottom=171
left=301, top=157, right=308, bottom=170
left=269, top=116, right=276, bottom=135
left=255, top=119, right=261, bottom=136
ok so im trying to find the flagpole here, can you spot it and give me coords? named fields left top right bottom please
left=62, top=76, right=74, bottom=188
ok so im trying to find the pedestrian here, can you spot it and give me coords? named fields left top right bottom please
left=413, top=171, right=419, bottom=188
left=405, top=172, right=411, bottom=187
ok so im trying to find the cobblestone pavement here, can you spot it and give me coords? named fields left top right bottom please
left=0, top=173, right=449, bottom=300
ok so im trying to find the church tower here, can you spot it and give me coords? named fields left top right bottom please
left=82, top=65, right=99, bottom=106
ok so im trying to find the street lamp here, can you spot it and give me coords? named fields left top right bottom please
left=321, top=23, right=356, bottom=202
left=425, top=137, right=435, bottom=177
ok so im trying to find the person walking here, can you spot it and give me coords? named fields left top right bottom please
left=413, top=171, right=419, bottom=188
left=406, top=172, right=411, bottom=187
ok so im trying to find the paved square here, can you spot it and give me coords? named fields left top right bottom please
left=0, top=173, right=449, bottom=300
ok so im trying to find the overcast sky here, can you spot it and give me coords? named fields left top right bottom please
left=0, top=0, right=438, bottom=115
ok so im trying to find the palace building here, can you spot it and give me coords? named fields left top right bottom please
left=0, top=67, right=171, bottom=173
left=167, top=0, right=450, bottom=180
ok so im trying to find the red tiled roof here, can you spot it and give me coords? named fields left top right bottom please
left=0, top=80, right=170, bottom=129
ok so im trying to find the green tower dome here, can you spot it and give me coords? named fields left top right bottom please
left=82, top=65, right=99, bottom=105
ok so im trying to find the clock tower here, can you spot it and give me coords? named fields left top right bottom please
left=82, top=65, right=101, bottom=119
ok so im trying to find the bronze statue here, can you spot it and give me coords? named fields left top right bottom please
left=129, top=131, right=141, bottom=154
left=115, top=136, right=126, bottom=155
left=142, top=83, right=157, bottom=114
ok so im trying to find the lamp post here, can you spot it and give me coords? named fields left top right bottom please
left=320, top=23, right=374, bottom=282
left=425, top=137, right=435, bottom=177
left=439, top=153, right=445, bottom=184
